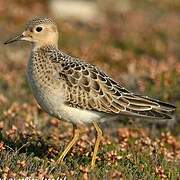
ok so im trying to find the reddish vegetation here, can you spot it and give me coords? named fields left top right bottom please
left=0, top=0, right=179, bottom=178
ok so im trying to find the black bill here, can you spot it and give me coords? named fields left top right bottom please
left=4, top=34, right=24, bottom=44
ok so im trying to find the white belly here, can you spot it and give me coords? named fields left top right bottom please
left=59, top=105, right=103, bottom=124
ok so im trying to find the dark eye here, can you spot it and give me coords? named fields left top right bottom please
left=35, top=27, right=43, bottom=32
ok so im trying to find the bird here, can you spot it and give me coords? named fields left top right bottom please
left=4, top=17, right=176, bottom=169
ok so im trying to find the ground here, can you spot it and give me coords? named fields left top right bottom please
left=0, top=0, right=179, bottom=179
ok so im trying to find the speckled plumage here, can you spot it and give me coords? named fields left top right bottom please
left=5, top=17, right=176, bottom=168
left=26, top=43, right=175, bottom=124
left=25, top=17, right=55, bottom=29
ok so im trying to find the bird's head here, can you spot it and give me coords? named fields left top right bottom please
left=4, top=17, right=59, bottom=49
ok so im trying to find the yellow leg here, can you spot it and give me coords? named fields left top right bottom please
left=91, top=122, right=103, bottom=169
left=57, top=124, right=79, bottom=163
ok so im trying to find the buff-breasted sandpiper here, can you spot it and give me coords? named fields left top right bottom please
left=4, top=17, right=176, bottom=169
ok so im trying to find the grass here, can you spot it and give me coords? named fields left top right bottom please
left=0, top=124, right=179, bottom=178
left=0, top=0, right=180, bottom=179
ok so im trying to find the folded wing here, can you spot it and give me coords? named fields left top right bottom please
left=50, top=51, right=176, bottom=120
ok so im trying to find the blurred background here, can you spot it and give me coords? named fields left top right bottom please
left=0, top=0, right=179, bottom=178
left=0, top=0, right=179, bottom=133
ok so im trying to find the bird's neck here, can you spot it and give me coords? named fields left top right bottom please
left=32, top=42, right=58, bottom=51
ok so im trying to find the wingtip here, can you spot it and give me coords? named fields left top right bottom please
left=138, top=95, right=176, bottom=112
